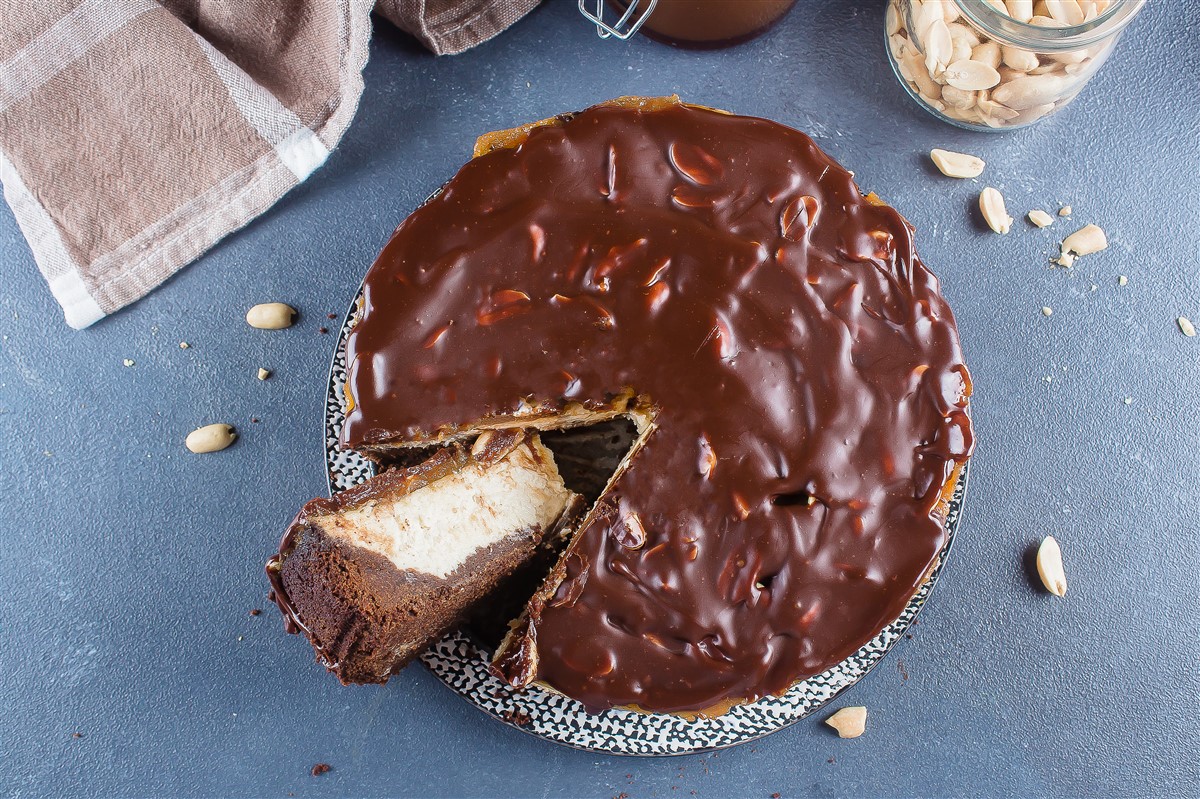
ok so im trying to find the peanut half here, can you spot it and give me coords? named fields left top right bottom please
left=1036, top=535, right=1067, bottom=597
left=1045, top=0, right=1086, bottom=25
left=1005, top=0, right=1034, bottom=23
left=942, top=59, right=1002, bottom=91
left=186, top=423, right=237, bottom=454
left=1027, top=209, right=1055, bottom=228
left=930, top=148, right=986, bottom=178
left=825, top=706, right=868, bottom=739
left=979, top=187, right=1014, bottom=234
left=246, top=302, right=297, bottom=330
left=1060, top=223, right=1108, bottom=257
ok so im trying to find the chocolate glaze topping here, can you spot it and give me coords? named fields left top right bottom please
left=343, top=99, right=974, bottom=714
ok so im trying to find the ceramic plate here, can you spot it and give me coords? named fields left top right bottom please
left=323, top=284, right=969, bottom=756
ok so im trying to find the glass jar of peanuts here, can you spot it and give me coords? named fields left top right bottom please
left=885, top=0, right=1146, bottom=130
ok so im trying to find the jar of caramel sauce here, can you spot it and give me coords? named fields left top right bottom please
left=585, top=0, right=797, bottom=48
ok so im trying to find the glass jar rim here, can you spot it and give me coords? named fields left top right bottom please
left=954, top=0, right=1147, bottom=51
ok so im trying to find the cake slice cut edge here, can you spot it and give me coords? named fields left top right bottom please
left=266, top=429, right=582, bottom=684
left=490, top=409, right=658, bottom=692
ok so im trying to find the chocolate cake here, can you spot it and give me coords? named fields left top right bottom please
left=273, top=97, right=975, bottom=715
left=266, top=429, right=581, bottom=684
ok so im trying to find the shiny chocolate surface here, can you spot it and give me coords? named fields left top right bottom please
left=344, top=100, right=974, bottom=713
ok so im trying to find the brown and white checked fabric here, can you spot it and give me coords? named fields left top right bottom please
left=0, top=0, right=539, bottom=328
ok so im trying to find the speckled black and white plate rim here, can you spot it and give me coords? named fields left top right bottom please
left=324, top=282, right=970, bottom=756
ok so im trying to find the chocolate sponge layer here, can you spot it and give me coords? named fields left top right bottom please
left=267, top=430, right=580, bottom=684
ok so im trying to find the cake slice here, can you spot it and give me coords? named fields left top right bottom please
left=266, top=429, right=582, bottom=684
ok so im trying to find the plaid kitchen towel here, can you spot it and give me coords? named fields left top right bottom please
left=0, top=0, right=539, bottom=328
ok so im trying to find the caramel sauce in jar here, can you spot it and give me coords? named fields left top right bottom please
left=611, top=0, right=796, bottom=48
